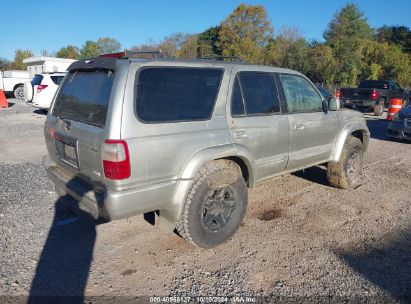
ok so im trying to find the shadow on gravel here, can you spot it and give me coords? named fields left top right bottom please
left=336, top=228, right=411, bottom=303
left=29, top=177, right=100, bottom=304
left=365, top=117, right=390, bottom=141
left=292, top=166, right=330, bottom=187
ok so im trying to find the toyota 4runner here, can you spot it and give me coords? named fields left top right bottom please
left=43, top=55, right=370, bottom=248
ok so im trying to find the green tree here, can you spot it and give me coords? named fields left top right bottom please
left=305, top=44, right=338, bottom=85
left=0, top=58, right=12, bottom=70
left=56, top=45, right=80, bottom=59
left=80, top=40, right=100, bottom=59
left=11, top=49, right=34, bottom=70
left=198, top=26, right=222, bottom=56
left=218, top=4, right=273, bottom=63
left=96, top=37, right=122, bottom=54
left=324, top=4, right=373, bottom=86
left=376, top=25, right=411, bottom=53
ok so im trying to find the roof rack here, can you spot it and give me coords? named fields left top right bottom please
left=198, top=55, right=248, bottom=63
left=98, top=50, right=170, bottom=59
left=126, top=50, right=169, bottom=59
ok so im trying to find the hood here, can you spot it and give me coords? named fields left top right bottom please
left=399, top=106, right=411, bottom=119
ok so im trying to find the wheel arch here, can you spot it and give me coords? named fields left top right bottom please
left=13, top=83, right=24, bottom=91
left=156, top=144, right=255, bottom=233
left=330, top=123, right=370, bottom=162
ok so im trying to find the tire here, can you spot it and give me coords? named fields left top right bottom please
left=373, top=98, right=385, bottom=116
left=14, top=86, right=24, bottom=100
left=327, top=136, right=363, bottom=189
left=176, top=160, right=248, bottom=248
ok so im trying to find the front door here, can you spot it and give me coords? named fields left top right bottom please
left=278, top=73, right=339, bottom=170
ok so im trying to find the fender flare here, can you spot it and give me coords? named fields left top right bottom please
left=330, top=122, right=370, bottom=162
left=156, top=144, right=255, bottom=232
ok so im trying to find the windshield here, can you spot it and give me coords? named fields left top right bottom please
left=52, top=70, right=114, bottom=128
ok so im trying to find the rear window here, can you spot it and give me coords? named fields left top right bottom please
left=136, top=67, right=223, bottom=123
left=50, top=75, right=64, bottom=85
left=359, top=81, right=389, bottom=89
left=32, top=75, right=44, bottom=85
left=52, top=70, right=114, bottom=128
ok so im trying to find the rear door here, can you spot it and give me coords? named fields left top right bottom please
left=278, top=73, right=339, bottom=170
left=45, top=61, right=118, bottom=188
left=228, top=70, right=290, bottom=181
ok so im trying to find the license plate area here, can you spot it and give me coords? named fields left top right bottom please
left=55, top=132, right=79, bottom=168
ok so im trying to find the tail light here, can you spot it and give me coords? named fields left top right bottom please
left=336, top=89, right=341, bottom=99
left=37, top=84, right=48, bottom=93
left=371, top=89, right=379, bottom=100
left=102, top=140, right=130, bottom=180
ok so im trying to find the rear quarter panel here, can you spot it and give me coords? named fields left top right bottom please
left=118, top=61, right=233, bottom=191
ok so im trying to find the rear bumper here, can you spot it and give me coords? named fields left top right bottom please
left=387, top=121, right=411, bottom=140
left=44, top=156, right=180, bottom=221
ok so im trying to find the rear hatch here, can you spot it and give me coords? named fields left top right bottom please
left=45, top=58, right=119, bottom=190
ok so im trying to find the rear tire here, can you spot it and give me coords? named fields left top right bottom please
left=14, top=86, right=24, bottom=100
left=327, top=136, right=363, bottom=189
left=176, top=160, right=248, bottom=248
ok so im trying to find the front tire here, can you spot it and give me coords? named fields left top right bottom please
left=176, top=160, right=248, bottom=248
left=14, top=86, right=25, bottom=100
left=327, top=136, right=363, bottom=189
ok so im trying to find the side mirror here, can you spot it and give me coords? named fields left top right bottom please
left=328, top=96, right=340, bottom=111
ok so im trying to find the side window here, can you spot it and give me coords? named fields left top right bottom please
left=279, top=74, right=323, bottom=113
left=231, top=72, right=280, bottom=116
left=231, top=77, right=245, bottom=116
left=51, top=76, right=64, bottom=85
left=136, top=67, right=223, bottom=123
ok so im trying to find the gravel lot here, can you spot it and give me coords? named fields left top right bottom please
left=0, top=99, right=410, bottom=303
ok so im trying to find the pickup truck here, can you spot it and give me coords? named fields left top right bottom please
left=338, top=80, right=406, bottom=116
left=0, top=70, right=31, bottom=100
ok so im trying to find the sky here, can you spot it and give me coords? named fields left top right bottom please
left=1, top=0, right=411, bottom=61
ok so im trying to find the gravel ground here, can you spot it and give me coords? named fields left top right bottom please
left=0, top=99, right=410, bottom=303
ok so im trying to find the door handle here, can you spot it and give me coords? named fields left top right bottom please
left=234, top=130, right=248, bottom=139
left=295, top=124, right=305, bottom=131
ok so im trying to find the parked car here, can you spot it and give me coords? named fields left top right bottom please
left=24, top=73, right=65, bottom=110
left=0, top=70, right=31, bottom=100
left=387, top=101, right=411, bottom=141
left=339, top=80, right=406, bottom=116
left=43, top=55, right=369, bottom=248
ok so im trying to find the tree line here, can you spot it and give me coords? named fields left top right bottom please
left=1, top=3, right=410, bottom=87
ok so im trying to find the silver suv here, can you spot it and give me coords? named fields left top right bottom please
left=43, top=56, right=369, bottom=248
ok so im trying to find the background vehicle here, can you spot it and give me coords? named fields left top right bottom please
left=24, top=73, right=65, bottom=110
left=338, top=80, right=406, bottom=116
left=43, top=55, right=369, bottom=248
left=387, top=101, right=411, bottom=140
left=0, top=70, right=31, bottom=100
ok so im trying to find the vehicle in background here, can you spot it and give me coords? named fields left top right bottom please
left=24, top=73, right=65, bottom=110
left=387, top=101, right=411, bottom=141
left=0, top=70, right=31, bottom=100
left=23, top=57, right=76, bottom=78
left=338, top=80, right=406, bottom=116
